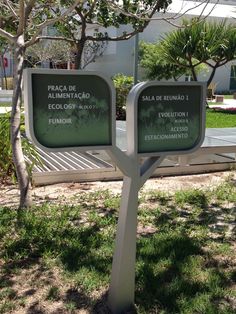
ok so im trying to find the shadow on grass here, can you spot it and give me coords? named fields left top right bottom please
left=1, top=194, right=235, bottom=313
left=135, top=231, right=233, bottom=313
left=24, top=287, right=94, bottom=314
left=0, top=206, right=114, bottom=312
left=63, top=287, right=94, bottom=312
left=136, top=233, right=200, bottom=309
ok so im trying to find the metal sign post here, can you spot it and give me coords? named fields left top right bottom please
left=24, top=71, right=206, bottom=314
left=107, top=152, right=165, bottom=313
left=108, top=81, right=206, bottom=313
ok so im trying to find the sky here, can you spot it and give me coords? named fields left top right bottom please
left=165, top=0, right=236, bottom=18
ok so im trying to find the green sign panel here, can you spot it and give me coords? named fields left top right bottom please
left=137, top=84, right=205, bottom=154
left=126, top=82, right=206, bottom=156
left=24, top=69, right=115, bottom=151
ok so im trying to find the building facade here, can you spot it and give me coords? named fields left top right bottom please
left=86, top=0, right=236, bottom=92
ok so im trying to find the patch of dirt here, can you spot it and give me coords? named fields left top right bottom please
left=1, top=258, right=99, bottom=314
left=0, top=171, right=235, bottom=313
left=0, top=170, right=235, bottom=207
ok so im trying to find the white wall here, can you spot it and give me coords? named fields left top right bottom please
left=87, top=1, right=236, bottom=92
left=0, top=51, right=13, bottom=78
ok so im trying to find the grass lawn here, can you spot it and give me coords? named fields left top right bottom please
left=223, top=95, right=233, bottom=99
left=205, top=94, right=236, bottom=128
left=1, top=105, right=236, bottom=128
left=0, top=178, right=235, bottom=313
left=0, top=108, right=235, bottom=128
left=0, top=103, right=11, bottom=107
left=206, top=109, right=236, bottom=128
left=1, top=91, right=236, bottom=128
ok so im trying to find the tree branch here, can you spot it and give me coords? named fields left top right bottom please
left=17, top=0, right=25, bottom=36
left=84, top=0, right=97, bottom=19
left=25, top=0, right=84, bottom=47
left=0, top=28, right=15, bottom=44
left=86, top=28, right=140, bottom=42
left=25, top=0, right=37, bottom=22
left=106, top=0, right=219, bottom=29
left=204, top=59, right=227, bottom=68
left=75, top=7, right=86, bottom=40
left=36, top=35, right=74, bottom=44
left=4, top=0, right=18, bottom=18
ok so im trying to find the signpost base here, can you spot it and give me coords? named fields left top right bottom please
left=108, top=175, right=139, bottom=313
left=108, top=156, right=164, bottom=313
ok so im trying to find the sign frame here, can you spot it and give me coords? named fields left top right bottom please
left=24, top=68, right=116, bottom=152
left=126, top=81, right=206, bottom=157
left=23, top=72, right=208, bottom=313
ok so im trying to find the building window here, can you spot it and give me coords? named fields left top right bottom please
left=229, top=65, right=236, bottom=90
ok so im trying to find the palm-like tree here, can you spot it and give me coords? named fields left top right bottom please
left=159, top=19, right=236, bottom=87
left=139, top=41, right=188, bottom=81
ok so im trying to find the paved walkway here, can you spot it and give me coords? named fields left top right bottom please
left=117, top=121, right=236, bottom=151
left=209, top=98, right=236, bottom=111
left=0, top=106, right=11, bottom=114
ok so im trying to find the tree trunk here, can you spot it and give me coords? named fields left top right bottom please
left=2, top=56, right=7, bottom=89
left=207, top=66, right=217, bottom=88
left=11, top=37, right=32, bottom=209
left=74, top=40, right=86, bottom=69
left=0, top=54, right=4, bottom=89
left=191, top=66, right=198, bottom=82
left=0, top=54, right=7, bottom=89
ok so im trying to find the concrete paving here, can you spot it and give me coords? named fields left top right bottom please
left=0, top=106, right=11, bottom=114
left=209, top=98, right=236, bottom=111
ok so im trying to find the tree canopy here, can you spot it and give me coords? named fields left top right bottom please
left=0, top=0, right=84, bottom=209
left=0, top=0, right=173, bottom=208
left=157, top=18, right=236, bottom=86
left=47, top=0, right=172, bottom=68
left=139, top=40, right=189, bottom=81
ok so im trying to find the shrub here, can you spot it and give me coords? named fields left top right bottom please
left=0, top=113, right=42, bottom=183
left=0, top=114, right=15, bottom=181
left=112, top=74, right=134, bottom=120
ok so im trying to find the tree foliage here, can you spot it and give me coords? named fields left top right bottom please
left=139, top=40, right=188, bottom=81
left=0, top=0, right=83, bottom=209
left=112, top=73, right=134, bottom=120
left=0, top=0, right=173, bottom=208
left=50, top=0, right=172, bottom=68
left=25, top=40, right=72, bottom=67
left=158, top=18, right=236, bottom=86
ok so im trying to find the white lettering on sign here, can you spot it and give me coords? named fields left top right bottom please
left=48, top=118, right=72, bottom=124
left=170, top=126, right=188, bottom=132
left=142, top=96, right=156, bottom=101
left=141, top=94, right=189, bottom=102
left=48, top=103, right=76, bottom=110
left=144, top=133, right=188, bottom=141
left=48, top=85, right=76, bottom=92
left=48, top=92, right=90, bottom=99
left=78, top=104, right=97, bottom=110
left=163, top=95, right=187, bottom=101
left=175, top=119, right=188, bottom=123
left=158, top=112, right=188, bottom=118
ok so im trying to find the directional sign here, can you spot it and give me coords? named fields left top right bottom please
left=23, top=72, right=207, bottom=313
left=24, top=69, right=115, bottom=151
left=127, top=82, right=206, bottom=156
